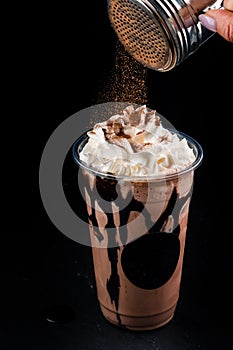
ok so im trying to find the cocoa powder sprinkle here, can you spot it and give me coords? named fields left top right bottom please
left=97, top=41, right=148, bottom=105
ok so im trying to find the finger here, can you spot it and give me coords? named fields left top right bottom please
left=199, top=9, right=233, bottom=42
left=223, top=0, right=233, bottom=12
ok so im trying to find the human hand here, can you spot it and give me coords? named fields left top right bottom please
left=198, top=0, right=233, bottom=42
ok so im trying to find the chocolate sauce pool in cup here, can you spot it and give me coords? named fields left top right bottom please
left=72, top=105, right=203, bottom=330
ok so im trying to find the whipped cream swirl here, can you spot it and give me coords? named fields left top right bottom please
left=79, top=105, right=196, bottom=176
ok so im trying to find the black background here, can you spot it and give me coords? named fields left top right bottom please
left=2, top=1, right=233, bottom=349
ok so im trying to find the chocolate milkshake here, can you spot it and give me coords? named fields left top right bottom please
left=73, top=104, right=203, bottom=330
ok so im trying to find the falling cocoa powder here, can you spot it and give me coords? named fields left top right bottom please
left=97, top=41, right=148, bottom=105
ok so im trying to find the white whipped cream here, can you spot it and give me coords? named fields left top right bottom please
left=79, top=105, right=196, bottom=176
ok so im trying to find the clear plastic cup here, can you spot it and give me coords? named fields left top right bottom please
left=73, top=129, right=203, bottom=330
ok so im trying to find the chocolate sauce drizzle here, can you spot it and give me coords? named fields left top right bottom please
left=106, top=246, right=121, bottom=325
left=96, top=177, right=122, bottom=325
left=150, top=182, right=193, bottom=235
left=84, top=172, right=192, bottom=325
left=121, top=184, right=193, bottom=290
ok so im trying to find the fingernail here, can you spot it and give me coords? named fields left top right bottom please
left=198, top=14, right=217, bottom=32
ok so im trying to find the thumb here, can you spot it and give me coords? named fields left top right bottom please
left=199, top=9, right=233, bottom=42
